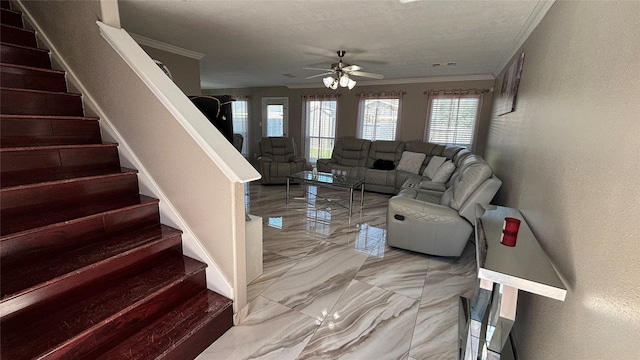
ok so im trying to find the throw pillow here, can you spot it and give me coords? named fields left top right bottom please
left=432, top=160, right=456, bottom=183
left=372, top=159, right=395, bottom=170
left=396, top=151, right=426, bottom=174
left=422, top=155, right=446, bottom=179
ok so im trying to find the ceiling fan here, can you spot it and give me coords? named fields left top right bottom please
left=304, top=50, right=384, bottom=89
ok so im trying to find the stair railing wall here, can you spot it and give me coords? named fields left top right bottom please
left=14, top=0, right=260, bottom=321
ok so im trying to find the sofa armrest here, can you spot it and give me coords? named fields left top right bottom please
left=316, top=158, right=336, bottom=172
left=419, top=180, right=447, bottom=192
left=387, top=196, right=473, bottom=256
left=388, top=196, right=462, bottom=223
left=290, top=156, right=306, bottom=164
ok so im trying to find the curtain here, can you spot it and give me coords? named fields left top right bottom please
left=231, top=96, right=249, bottom=156
left=301, top=94, right=339, bottom=165
left=356, top=91, right=404, bottom=141
left=423, top=89, right=485, bottom=151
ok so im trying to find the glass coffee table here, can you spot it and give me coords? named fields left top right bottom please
left=286, top=171, right=365, bottom=217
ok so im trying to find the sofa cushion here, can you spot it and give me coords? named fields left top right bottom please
left=440, top=160, right=492, bottom=210
left=432, top=160, right=456, bottom=183
left=423, top=155, right=446, bottom=179
left=372, top=159, right=395, bottom=170
left=397, top=151, right=426, bottom=174
left=366, top=140, right=404, bottom=168
left=331, top=138, right=371, bottom=167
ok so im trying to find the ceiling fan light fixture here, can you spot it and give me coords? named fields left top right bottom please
left=330, top=79, right=338, bottom=90
left=323, top=76, right=334, bottom=88
left=347, top=78, right=356, bottom=90
left=339, top=73, right=350, bottom=87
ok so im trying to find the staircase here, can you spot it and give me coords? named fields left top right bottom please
left=0, top=2, right=233, bottom=359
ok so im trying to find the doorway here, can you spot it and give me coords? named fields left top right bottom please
left=261, top=97, right=289, bottom=137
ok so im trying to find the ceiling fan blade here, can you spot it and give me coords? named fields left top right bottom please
left=343, top=64, right=362, bottom=72
left=350, top=71, right=384, bottom=79
left=303, top=67, right=333, bottom=71
left=305, top=72, right=334, bottom=79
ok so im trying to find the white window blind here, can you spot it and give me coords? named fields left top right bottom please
left=425, top=94, right=481, bottom=149
left=304, top=98, right=337, bottom=164
left=356, top=92, right=403, bottom=141
left=231, top=99, right=249, bottom=156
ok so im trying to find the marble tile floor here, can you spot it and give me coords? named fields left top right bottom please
left=197, top=182, right=477, bottom=360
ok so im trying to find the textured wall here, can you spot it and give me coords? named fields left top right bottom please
left=140, top=44, right=201, bottom=96
left=484, top=1, right=640, bottom=358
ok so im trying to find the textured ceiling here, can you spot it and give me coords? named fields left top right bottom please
left=118, top=0, right=552, bottom=89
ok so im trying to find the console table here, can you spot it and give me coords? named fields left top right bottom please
left=459, top=205, right=566, bottom=360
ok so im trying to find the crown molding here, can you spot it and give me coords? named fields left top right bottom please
left=492, top=0, right=555, bottom=76
left=286, top=74, right=495, bottom=89
left=129, top=33, right=205, bottom=60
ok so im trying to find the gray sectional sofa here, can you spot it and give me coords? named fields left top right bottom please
left=316, top=137, right=501, bottom=257
left=316, top=138, right=465, bottom=194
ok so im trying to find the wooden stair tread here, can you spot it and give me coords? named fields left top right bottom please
left=0, top=85, right=80, bottom=96
left=97, top=290, right=233, bottom=360
left=0, top=114, right=99, bottom=121
left=0, top=62, right=63, bottom=74
left=0, top=142, right=117, bottom=152
left=0, top=253, right=208, bottom=360
left=1, top=224, right=183, bottom=299
left=0, top=41, right=48, bottom=53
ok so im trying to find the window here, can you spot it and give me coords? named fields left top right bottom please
left=303, top=95, right=337, bottom=165
left=231, top=99, right=249, bottom=156
left=262, top=97, right=288, bottom=137
left=424, top=90, right=483, bottom=149
left=357, top=92, right=403, bottom=141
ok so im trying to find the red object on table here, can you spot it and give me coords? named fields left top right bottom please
left=501, top=217, right=521, bottom=247
left=503, top=217, right=521, bottom=233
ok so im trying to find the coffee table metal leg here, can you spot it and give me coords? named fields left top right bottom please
left=349, top=188, right=354, bottom=217
left=361, top=184, right=365, bottom=208
left=286, top=178, right=290, bottom=204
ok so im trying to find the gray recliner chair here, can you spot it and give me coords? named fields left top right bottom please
left=258, top=137, right=306, bottom=184
left=387, top=155, right=501, bottom=257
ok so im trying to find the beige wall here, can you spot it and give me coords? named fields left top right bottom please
left=485, top=1, right=640, bottom=358
left=203, top=79, right=495, bottom=164
left=140, top=45, right=202, bottom=96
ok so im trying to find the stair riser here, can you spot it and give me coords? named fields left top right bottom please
left=58, top=271, right=207, bottom=360
left=0, top=235, right=184, bottom=319
left=0, top=43, right=50, bottom=68
left=1, top=172, right=138, bottom=214
left=0, top=8, right=22, bottom=27
left=0, top=25, right=37, bottom=47
left=1, top=145, right=121, bottom=187
left=0, top=88, right=83, bottom=116
left=0, top=199, right=160, bottom=260
left=1, top=174, right=142, bottom=236
left=0, top=65, right=66, bottom=92
left=0, top=117, right=101, bottom=147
